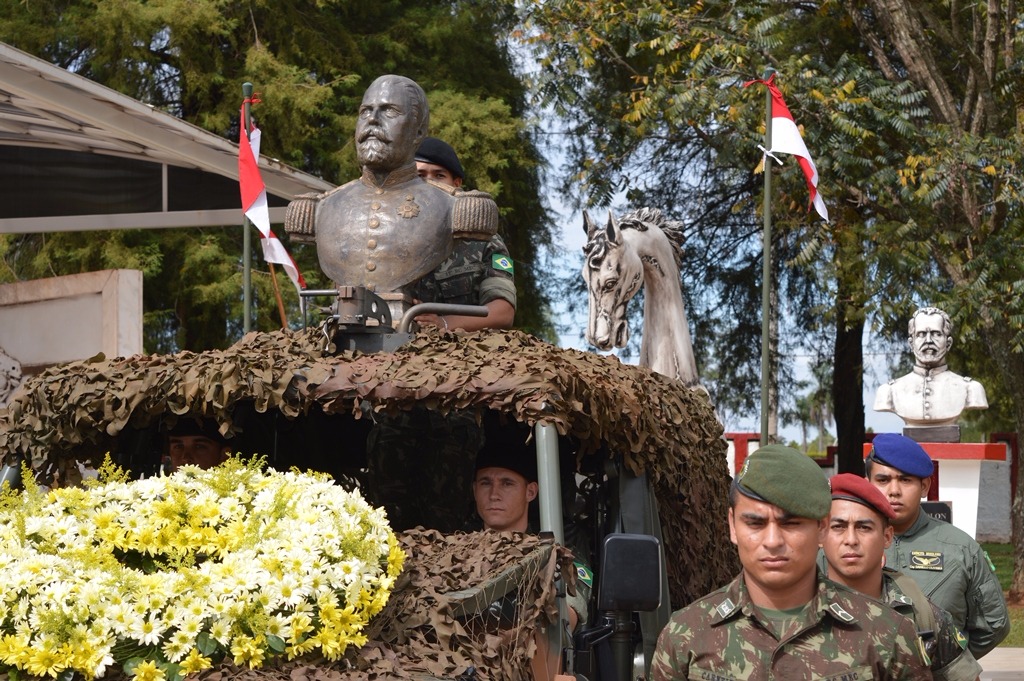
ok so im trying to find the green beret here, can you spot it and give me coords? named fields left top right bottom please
left=735, top=444, right=831, bottom=519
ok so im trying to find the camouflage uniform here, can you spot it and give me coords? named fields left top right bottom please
left=883, top=568, right=981, bottom=681
left=410, top=233, right=516, bottom=309
left=885, top=508, right=1010, bottom=658
left=651, top=571, right=931, bottom=680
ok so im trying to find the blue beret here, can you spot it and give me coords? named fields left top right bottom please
left=868, top=433, right=934, bottom=478
left=735, top=444, right=831, bottom=519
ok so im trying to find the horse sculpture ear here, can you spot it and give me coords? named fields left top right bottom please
left=605, top=211, right=621, bottom=244
left=583, top=210, right=597, bottom=238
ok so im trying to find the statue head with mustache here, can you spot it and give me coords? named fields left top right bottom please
left=355, top=75, right=429, bottom=177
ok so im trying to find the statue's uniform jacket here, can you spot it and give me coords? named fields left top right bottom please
left=650, top=571, right=930, bottom=680
left=874, top=365, right=987, bottom=426
left=315, top=165, right=454, bottom=292
left=884, top=510, right=1010, bottom=659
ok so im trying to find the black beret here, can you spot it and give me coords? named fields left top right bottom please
left=166, top=418, right=227, bottom=444
left=475, top=436, right=537, bottom=483
left=415, top=137, right=464, bottom=180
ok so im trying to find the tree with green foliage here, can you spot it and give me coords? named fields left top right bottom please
left=522, top=0, right=1024, bottom=597
left=0, top=0, right=556, bottom=349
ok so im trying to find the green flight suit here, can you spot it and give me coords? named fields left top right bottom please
left=884, top=509, right=1010, bottom=659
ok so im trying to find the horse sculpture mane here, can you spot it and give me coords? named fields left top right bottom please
left=582, top=207, right=700, bottom=387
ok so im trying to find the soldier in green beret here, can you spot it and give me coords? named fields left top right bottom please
left=651, top=444, right=931, bottom=680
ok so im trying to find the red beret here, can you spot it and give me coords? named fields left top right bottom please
left=829, top=473, right=896, bottom=521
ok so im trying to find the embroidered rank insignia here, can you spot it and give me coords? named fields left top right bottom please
left=984, top=550, right=997, bottom=573
left=397, top=195, right=420, bottom=219
left=828, top=603, right=854, bottom=622
left=909, top=550, right=944, bottom=571
left=715, top=598, right=736, bottom=618
left=492, top=254, right=514, bottom=273
left=575, top=563, right=593, bottom=587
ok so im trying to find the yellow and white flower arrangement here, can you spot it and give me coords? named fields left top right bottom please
left=0, top=457, right=403, bottom=680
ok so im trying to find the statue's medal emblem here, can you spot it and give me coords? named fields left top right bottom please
left=397, top=195, right=420, bottom=219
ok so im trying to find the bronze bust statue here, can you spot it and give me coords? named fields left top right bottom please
left=311, top=75, right=455, bottom=293
left=874, top=306, right=988, bottom=427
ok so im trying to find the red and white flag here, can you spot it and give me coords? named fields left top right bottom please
left=745, top=74, right=829, bottom=222
left=238, top=108, right=307, bottom=292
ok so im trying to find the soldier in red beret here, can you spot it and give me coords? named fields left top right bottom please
left=824, top=473, right=981, bottom=681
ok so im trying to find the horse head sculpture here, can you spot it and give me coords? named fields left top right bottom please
left=581, top=207, right=700, bottom=386
left=582, top=211, right=644, bottom=350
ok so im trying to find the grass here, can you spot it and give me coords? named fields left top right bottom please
left=983, top=543, right=1023, bottom=647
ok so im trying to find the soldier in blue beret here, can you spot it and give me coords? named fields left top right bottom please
left=866, top=433, right=1009, bottom=658
left=652, top=445, right=930, bottom=680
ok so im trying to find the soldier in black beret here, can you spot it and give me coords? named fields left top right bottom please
left=411, top=137, right=516, bottom=332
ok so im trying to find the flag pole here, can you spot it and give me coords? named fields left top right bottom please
left=241, top=82, right=254, bottom=334
left=759, top=67, right=775, bottom=444
left=268, top=264, right=288, bottom=328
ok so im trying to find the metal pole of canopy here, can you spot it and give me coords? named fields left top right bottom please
left=759, top=68, right=775, bottom=444
left=535, top=421, right=564, bottom=545
left=241, top=82, right=254, bottom=334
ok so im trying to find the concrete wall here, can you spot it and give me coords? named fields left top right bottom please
left=977, top=451, right=1012, bottom=542
left=0, top=269, right=142, bottom=370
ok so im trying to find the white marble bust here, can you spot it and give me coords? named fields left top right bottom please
left=874, top=307, right=987, bottom=427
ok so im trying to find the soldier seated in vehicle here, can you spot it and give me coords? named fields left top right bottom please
left=164, top=418, right=231, bottom=472
left=473, top=441, right=592, bottom=680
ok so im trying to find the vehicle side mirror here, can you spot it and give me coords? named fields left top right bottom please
left=596, top=533, right=661, bottom=612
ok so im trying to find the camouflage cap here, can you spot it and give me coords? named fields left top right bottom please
left=734, top=444, right=831, bottom=519
left=830, top=472, right=896, bottom=521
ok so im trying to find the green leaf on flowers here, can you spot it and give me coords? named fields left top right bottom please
left=267, top=635, right=286, bottom=653
left=58, top=672, right=75, bottom=681
left=197, top=631, right=218, bottom=656
left=124, top=657, right=144, bottom=675
left=163, top=662, right=183, bottom=681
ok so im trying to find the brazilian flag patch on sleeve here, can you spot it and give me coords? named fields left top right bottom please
left=574, top=562, right=593, bottom=587
left=491, top=254, right=514, bottom=274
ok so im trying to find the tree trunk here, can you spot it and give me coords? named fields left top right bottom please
left=833, top=309, right=866, bottom=475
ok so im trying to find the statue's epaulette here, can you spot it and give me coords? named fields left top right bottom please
left=284, top=192, right=321, bottom=243
left=452, top=189, right=499, bottom=240
left=284, top=181, right=354, bottom=243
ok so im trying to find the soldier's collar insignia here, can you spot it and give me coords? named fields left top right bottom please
left=909, top=550, right=944, bottom=571
left=894, top=594, right=912, bottom=606
left=715, top=598, right=736, bottom=619
left=827, top=602, right=855, bottom=623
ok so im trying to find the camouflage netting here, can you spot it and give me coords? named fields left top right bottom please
left=0, top=327, right=737, bottom=605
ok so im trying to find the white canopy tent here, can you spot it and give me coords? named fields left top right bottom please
left=0, top=42, right=335, bottom=234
